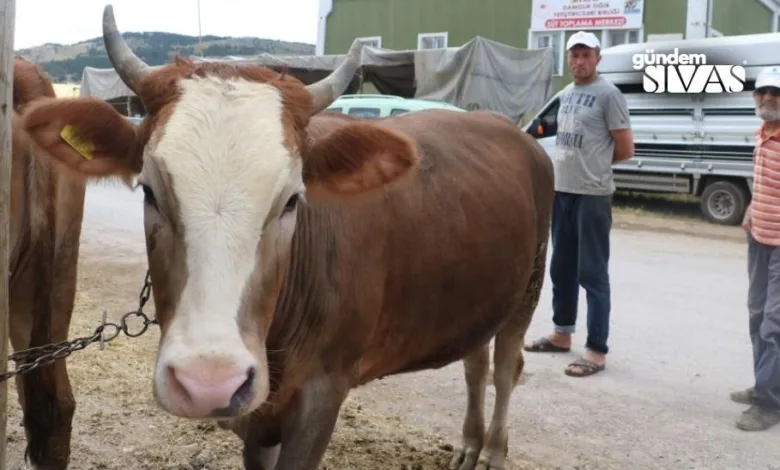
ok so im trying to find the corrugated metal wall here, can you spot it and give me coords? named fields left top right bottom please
left=643, top=0, right=687, bottom=35
left=325, top=0, right=531, bottom=53
left=712, top=0, right=774, bottom=35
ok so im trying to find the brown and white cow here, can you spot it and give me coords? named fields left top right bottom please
left=20, top=5, right=554, bottom=470
left=11, top=56, right=88, bottom=469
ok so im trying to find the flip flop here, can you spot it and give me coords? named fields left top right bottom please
left=565, top=357, right=605, bottom=377
left=524, top=337, right=571, bottom=353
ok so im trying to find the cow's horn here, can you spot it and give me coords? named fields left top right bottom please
left=305, top=39, right=363, bottom=115
left=102, top=4, right=151, bottom=95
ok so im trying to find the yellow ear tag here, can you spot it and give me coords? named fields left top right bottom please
left=59, top=125, right=95, bottom=161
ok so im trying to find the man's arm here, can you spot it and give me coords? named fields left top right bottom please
left=605, top=89, right=634, bottom=163
left=611, top=128, right=635, bottom=163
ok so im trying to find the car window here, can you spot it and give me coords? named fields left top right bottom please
left=328, top=107, right=342, bottom=113
left=347, top=107, right=381, bottom=119
left=390, top=108, right=409, bottom=116
left=541, top=98, right=560, bottom=127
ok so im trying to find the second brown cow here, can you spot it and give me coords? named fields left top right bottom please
left=11, top=57, right=88, bottom=469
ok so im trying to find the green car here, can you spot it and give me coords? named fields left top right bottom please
left=326, top=94, right=465, bottom=119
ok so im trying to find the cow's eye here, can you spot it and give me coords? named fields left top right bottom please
left=282, top=193, right=299, bottom=216
left=140, top=183, right=157, bottom=208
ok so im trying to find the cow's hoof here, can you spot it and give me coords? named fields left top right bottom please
left=448, top=445, right=481, bottom=470
left=475, top=455, right=507, bottom=470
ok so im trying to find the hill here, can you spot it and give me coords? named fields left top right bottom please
left=16, top=31, right=316, bottom=83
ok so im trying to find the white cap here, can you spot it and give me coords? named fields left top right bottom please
left=756, top=66, right=780, bottom=89
left=566, top=31, right=601, bottom=50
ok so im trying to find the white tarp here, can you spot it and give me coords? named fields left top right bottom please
left=79, top=36, right=554, bottom=124
left=412, top=36, right=555, bottom=122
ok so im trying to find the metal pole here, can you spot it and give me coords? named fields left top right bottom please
left=0, top=0, right=16, bottom=468
left=197, top=0, right=203, bottom=56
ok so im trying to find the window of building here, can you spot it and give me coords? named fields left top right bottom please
left=603, top=29, right=642, bottom=47
left=529, top=31, right=564, bottom=76
left=418, top=32, right=448, bottom=50
left=356, top=36, right=382, bottom=48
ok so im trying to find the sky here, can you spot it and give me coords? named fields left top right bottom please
left=15, top=0, right=320, bottom=49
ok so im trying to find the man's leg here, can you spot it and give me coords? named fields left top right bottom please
left=525, top=192, right=579, bottom=352
left=566, top=194, right=612, bottom=377
left=737, top=236, right=780, bottom=431
left=733, top=232, right=769, bottom=404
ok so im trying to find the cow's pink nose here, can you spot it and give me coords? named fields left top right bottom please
left=167, top=363, right=255, bottom=418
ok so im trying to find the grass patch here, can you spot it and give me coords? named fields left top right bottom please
left=612, top=191, right=703, bottom=221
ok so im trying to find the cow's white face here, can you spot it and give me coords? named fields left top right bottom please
left=140, top=76, right=304, bottom=419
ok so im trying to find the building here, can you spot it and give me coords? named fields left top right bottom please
left=318, top=0, right=780, bottom=92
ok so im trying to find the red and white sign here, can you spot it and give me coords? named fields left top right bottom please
left=532, top=0, right=644, bottom=31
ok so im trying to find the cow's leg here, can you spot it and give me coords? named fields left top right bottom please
left=449, top=344, right=490, bottom=470
left=271, top=375, right=350, bottom=470
left=9, top=289, right=34, bottom=416
left=9, top=237, right=79, bottom=470
left=475, top=327, right=526, bottom=470
left=218, top=418, right=245, bottom=438
left=20, top=362, right=75, bottom=470
left=477, top=242, right=547, bottom=470
left=9, top=288, right=76, bottom=470
left=242, top=415, right=282, bottom=470
left=244, top=444, right=281, bottom=470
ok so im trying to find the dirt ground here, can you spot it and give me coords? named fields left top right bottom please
left=1, top=188, right=757, bottom=469
left=5, top=256, right=483, bottom=470
left=610, top=192, right=746, bottom=243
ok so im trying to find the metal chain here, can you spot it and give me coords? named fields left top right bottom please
left=0, top=270, right=156, bottom=382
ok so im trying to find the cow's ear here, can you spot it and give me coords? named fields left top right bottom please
left=301, top=121, right=419, bottom=202
left=22, top=97, right=142, bottom=182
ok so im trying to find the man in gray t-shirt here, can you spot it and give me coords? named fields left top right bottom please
left=554, top=74, right=631, bottom=194
left=525, top=31, right=634, bottom=378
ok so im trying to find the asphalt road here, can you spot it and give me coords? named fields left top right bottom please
left=80, top=182, right=780, bottom=470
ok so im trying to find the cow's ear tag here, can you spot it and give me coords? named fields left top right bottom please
left=60, top=125, right=95, bottom=161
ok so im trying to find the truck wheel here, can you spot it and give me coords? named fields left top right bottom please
left=700, top=180, right=749, bottom=226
